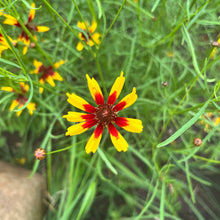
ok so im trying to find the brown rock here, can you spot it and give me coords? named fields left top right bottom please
left=0, top=161, right=46, bottom=220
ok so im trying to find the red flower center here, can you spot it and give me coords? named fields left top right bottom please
left=17, top=94, right=27, bottom=105
left=26, top=22, right=38, bottom=31
left=39, top=65, right=54, bottom=80
left=95, top=104, right=117, bottom=126
left=81, top=30, right=92, bottom=42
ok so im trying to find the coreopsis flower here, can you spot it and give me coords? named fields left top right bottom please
left=200, top=112, right=220, bottom=132
left=0, top=33, right=17, bottom=57
left=31, top=59, right=64, bottom=93
left=76, top=20, right=101, bottom=51
left=1, top=82, right=36, bottom=116
left=3, top=3, right=49, bottom=54
left=63, top=72, right=143, bottom=154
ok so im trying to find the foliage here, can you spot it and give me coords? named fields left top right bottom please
left=0, top=0, right=220, bottom=219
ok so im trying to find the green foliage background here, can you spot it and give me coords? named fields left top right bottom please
left=0, top=0, right=220, bottom=219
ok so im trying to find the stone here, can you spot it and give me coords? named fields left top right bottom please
left=0, top=161, right=46, bottom=220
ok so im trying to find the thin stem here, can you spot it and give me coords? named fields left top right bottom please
left=101, top=0, right=127, bottom=44
left=94, top=54, right=107, bottom=96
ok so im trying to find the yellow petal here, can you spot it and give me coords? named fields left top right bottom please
left=107, top=71, right=125, bottom=105
left=46, top=75, right=55, bottom=87
left=85, top=125, right=103, bottom=154
left=16, top=109, right=23, bottom=117
left=214, top=117, right=220, bottom=126
left=18, top=34, right=24, bottom=41
left=77, top=21, right=86, bottom=30
left=108, top=123, right=128, bottom=152
left=23, top=46, right=28, bottom=55
left=88, top=39, right=94, bottom=47
left=86, top=74, right=104, bottom=104
left=1, top=86, right=14, bottom=92
left=66, top=93, right=96, bottom=113
left=3, top=14, right=18, bottom=26
left=65, top=122, right=89, bottom=136
left=28, top=3, right=36, bottom=22
left=33, top=59, right=43, bottom=69
left=9, top=99, right=18, bottom=111
left=39, top=78, right=44, bottom=85
left=27, top=102, right=36, bottom=115
left=24, top=37, right=30, bottom=46
left=52, top=72, right=63, bottom=81
left=115, top=117, right=143, bottom=133
left=22, top=83, right=29, bottom=92
left=39, top=87, right=44, bottom=94
left=76, top=42, right=84, bottom=51
left=36, top=26, right=50, bottom=32
left=210, top=48, right=217, bottom=59
left=54, top=60, right=66, bottom=69
left=89, top=20, right=97, bottom=33
left=39, top=79, right=44, bottom=93
left=92, top=33, right=101, bottom=45
left=113, top=87, right=137, bottom=111
left=63, top=112, right=93, bottom=122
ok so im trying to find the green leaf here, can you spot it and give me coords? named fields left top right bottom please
left=157, top=99, right=210, bottom=148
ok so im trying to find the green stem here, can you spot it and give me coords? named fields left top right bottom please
left=101, top=0, right=127, bottom=44
left=42, top=0, right=79, bottom=39
left=94, top=54, right=107, bottom=96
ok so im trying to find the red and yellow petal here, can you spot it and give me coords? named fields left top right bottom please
left=63, top=112, right=95, bottom=122
left=107, top=71, right=125, bottom=105
left=46, top=75, right=55, bottom=87
left=28, top=3, right=36, bottom=22
left=66, top=93, right=96, bottom=113
left=113, top=87, right=137, bottom=112
left=3, top=14, right=20, bottom=26
left=85, top=124, right=103, bottom=154
left=114, top=117, right=143, bottom=133
left=86, top=74, right=104, bottom=105
left=18, top=32, right=25, bottom=41
left=65, top=119, right=97, bottom=136
left=36, top=26, right=50, bottom=32
left=108, top=123, right=128, bottom=152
